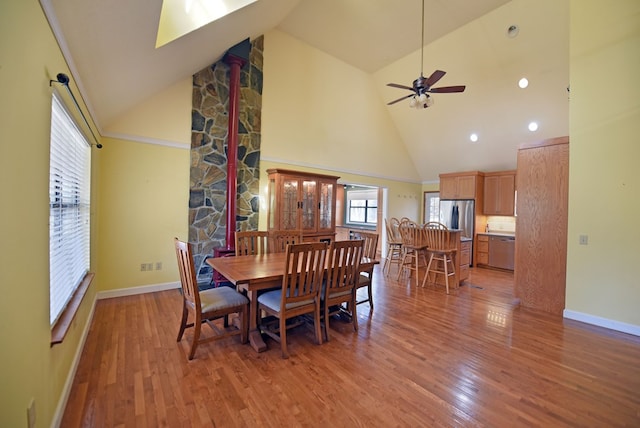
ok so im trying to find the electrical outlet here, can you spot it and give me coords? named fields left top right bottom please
left=27, top=398, right=36, bottom=428
left=140, top=263, right=147, bottom=271
left=155, top=262, right=163, bottom=271
left=147, top=263, right=154, bottom=271
left=579, top=234, right=588, bottom=245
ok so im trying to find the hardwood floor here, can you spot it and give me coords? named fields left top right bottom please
left=61, top=266, right=640, bottom=427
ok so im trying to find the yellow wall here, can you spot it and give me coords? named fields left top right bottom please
left=0, top=1, right=100, bottom=426
left=105, top=77, right=193, bottom=145
left=261, top=29, right=421, bottom=184
left=97, top=137, right=190, bottom=292
left=566, top=0, right=640, bottom=327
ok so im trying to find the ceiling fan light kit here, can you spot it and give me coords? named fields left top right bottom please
left=386, top=0, right=466, bottom=109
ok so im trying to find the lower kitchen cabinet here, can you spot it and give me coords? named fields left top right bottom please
left=476, top=233, right=514, bottom=271
left=477, top=235, right=489, bottom=266
left=459, top=239, right=471, bottom=281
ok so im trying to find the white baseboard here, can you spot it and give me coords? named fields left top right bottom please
left=563, top=309, right=640, bottom=337
left=97, top=281, right=180, bottom=300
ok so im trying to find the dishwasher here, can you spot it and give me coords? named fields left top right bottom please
left=488, top=235, right=515, bottom=270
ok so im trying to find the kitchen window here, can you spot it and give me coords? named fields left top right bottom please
left=345, top=186, right=377, bottom=226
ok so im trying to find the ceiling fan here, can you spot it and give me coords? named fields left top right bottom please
left=386, top=0, right=466, bottom=109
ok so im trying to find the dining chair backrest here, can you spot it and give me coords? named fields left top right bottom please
left=326, top=239, right=364, bottom=296
left=423, top=222, right=452, bottom=252
left=175, top=238, right=200, bottom=309
left=350, top=230, right=378, bottom=261
left=269, top=230, right=304, bottom=253
left=281, top=242, right=328, bottom=307
left=235, top=230, right=269, bottom=256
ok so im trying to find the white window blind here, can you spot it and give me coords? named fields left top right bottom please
left=49, top=92, right=91, bottom=326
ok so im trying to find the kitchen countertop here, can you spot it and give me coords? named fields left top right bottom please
left=478, top=232, right=516, bottom=238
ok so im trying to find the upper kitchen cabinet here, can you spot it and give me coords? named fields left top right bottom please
left=483, top=171, right=516, bottom=215
left=439, top=171, right=484, bottom=200
left=267, top=169, right=339, bottom=242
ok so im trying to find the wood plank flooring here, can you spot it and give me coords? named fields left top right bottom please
left=61, top=266, right=640, bottom=427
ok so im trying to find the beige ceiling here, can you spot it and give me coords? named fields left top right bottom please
left=42, top=0, right=569, bottom=182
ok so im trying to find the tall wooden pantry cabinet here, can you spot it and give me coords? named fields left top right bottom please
left=514, top=136, right=569, bottom=314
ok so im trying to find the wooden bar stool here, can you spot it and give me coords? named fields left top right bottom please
left=421, top=222, right=456, bottom=294
left=383, top=218, right=403, bottom=277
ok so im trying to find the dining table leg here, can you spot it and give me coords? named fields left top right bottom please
left=238, top=284, right=268, bottom=352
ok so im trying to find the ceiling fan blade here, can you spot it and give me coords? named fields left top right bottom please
left=425, top=70, right=446, bottom=88
left=387, top=94, right=414, bottom=105
left=429, top=85, right=466, bottom=93
left=387, top=82, right=414, bottom=91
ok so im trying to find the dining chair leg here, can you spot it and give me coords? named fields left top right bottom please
left=177, top=304, right=188, bottom=341
left=188, top=317, right=202, bottom=360
left=279, top=316, right=289, bottom=359
left=351, top=297, right=359, bottom=332
left=323, top=304, right=330, bottom=342
left=314, top=306, right=323, bottom=345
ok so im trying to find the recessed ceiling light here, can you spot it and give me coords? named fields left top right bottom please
left=528, top=122, right=538, bottom=132
left=518, top=78, right=529, bottom=88
left=470, top=133, right=479, bottom=142
left=507, top=25, right=519, bottom=38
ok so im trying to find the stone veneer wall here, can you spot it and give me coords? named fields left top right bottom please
left=189, top=36, right=263, bottom=281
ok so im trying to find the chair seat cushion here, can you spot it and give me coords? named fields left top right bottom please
left=200, top=286, right=248, bottom=313
left=358, top=273, right=370, bottom=286
left=258, top=289, right=315, bottom=312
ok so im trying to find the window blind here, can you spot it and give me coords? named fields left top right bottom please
left=49, top=92, right=91, bottom=326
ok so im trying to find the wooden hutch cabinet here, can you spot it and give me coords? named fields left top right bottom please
left=483, top=170, right=516, bottom=215
left=266, top=169, right=339, bottom=242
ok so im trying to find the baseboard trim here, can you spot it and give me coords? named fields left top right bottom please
left=563, top=309, right=640, bottom=337
left=97, top=281, right=180, bottom=300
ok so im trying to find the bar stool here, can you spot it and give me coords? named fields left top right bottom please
left=383, top=218, right=403, bottom=276
left=396, top=219, right=428, bottom=281
left=421, top=222, right=456, bottom=294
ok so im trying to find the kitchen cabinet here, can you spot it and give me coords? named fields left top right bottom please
left=459, top=240, right=471, bottom=281
left=439, top=171, right=484, bottom=200
left=267, top=169, right=339, bottom=242
left=483, top=171, right=516, bottom=215
left=476, top=233, right=515, bottom=270
left=477, top=234, right=489, bottom=265
left=515, top=137, right=569, bottom=315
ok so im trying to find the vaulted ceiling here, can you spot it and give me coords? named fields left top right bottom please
left=42, top=0, right=569, bottom=182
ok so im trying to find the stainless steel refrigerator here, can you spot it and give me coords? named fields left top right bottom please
left=439, top=199, right=475, bottom=264
left=439, top=200, right=475, bottom=239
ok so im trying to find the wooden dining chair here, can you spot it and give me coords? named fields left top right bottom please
left=383, top=217, right=403, bottom=277
left=350, top=230, right=378, bottom=313
left=421, top=222, right=457, bottom=294
left=397, top=219, right=429, bottom=281
left=322, top=239, right=364, bottom=341
left=235, top=230, right=269, bottom=256
left=257, top=242, right=327, bottom=358
left=268, top=230, right=304, bottom=253
left=174, top=238, right=249, bottom=360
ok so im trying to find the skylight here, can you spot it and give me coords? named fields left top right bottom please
left=156, top=0, right=257, bottom=48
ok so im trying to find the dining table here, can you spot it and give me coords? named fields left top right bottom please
left=207, top=251, right=377, bottom=353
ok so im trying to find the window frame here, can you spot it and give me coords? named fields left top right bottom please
left=49, top=91, right=93, bottom=345
left=345, top=187, right=378, bottom=227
